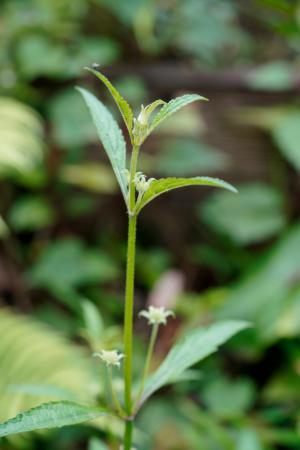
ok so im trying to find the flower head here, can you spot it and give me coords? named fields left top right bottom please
left=139, top=306, right=175, bottom=326
left=134, top=172, right=155, bottom=194
left=93, top=350, right=124, bottom=368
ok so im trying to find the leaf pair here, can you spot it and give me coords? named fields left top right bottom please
left=0, top=320, right=249, bottom=437
left=77, top=68, right=236, bottom=211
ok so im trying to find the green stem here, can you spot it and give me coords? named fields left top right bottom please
left=124, top=420, right=133, bottom=450
left=123, top=214, right=137, bottom=414
left=107, top=366, right=125, bottom=417
left=123, top=144, right=140, bottom=450
left=135, top=323, right=159, bottom=408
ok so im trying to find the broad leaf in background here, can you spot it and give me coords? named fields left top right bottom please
left=0, top=309, right=96, bottom=424
left=28, top=238, right=119, bottom=305
left=48, top=88, right=95, bottom=148
left=140, top=320, right=249, bottom=405
left=60, top=163, right=117, bottom=193
left=272, top=111, right=300, bottom=171
left=155, top=138, right=228, bottom=176
left=247, top=61, right=293, bottom=92
left=148, top=94, right=207, bottom=135
left=77, top=87, right=128, bottom=201
left=201, top=183, right=286, bottom=245
left=0, top=401, right=106, bottom=437
left=86, top=68, right=133, bottom=139
left=89, top=437, right=110, bottom=450
left=217, top=223, right=300, bottom=340
left=136, top=177, right=237, bottom=213
left=202, top=376, right=255, bottom=419
left=8, top=195, right=55, bottom=232
left=0, top=97, right=44, bottom=176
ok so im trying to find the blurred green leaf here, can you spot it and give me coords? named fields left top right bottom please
left=48, top=88, right=95, bottom=148
left=0, top=97, right=44, bottom=176
left=155, top=138, right=228, bottom=176
left=60, top=163, right=117, bottom=193
left=141, top=320, right=250, bottom=405
left=8, top=195, right=55, bottom=231
left=272, top=111, right=300, bottom=171
left=0, top=309, right=96, bottom=425
left=0, top=401, right=106, bottom=437
left=218, top=223, right=300, bottom=340
left=201, top=183, right=287, bottom=245
left=16, top=35, right=67, bottom=80
left=0, top=215, right=9, bottom=239
left=28, top=238, right=119, bottom=294
left=81, top=300, right=104, bottom=344
left=247, top=61, right=293, bottom=91
left=236, top=429, right=263, bottom=450
left=77, top=87, right=128, bottom=201
left=203, top=377, right=255, bottom=419
left=89, top=437, right=110, bottom=450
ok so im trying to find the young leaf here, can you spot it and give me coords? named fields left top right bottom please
left=0, top=401, right=107, bottom=437
left=148, top=94, right=207, bottom=135
left=139, top=320, right=250, bottom=406
left=76, top=87, right=128, bottom=201
left=136, top=177, right=237, bottom=213
left=85, top=67, right=133, bottom=139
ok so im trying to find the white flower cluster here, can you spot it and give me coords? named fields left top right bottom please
left=139, top=306, right=175, bottom=326
left=134, top=172, right=155, bottom=194
left=93, top=350, right=124, bottom=368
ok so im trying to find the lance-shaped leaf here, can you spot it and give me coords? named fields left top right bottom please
left=148, top=94, right=208, bottom=135
left=76, top=87, right=128, bottom=201
left=136, top=176, right=237, bottom=213
left=139, top=320, right=250, bottom=406
left=0, top=401, right=107, bottom=437
left=85, top=67, right=133, bottom=140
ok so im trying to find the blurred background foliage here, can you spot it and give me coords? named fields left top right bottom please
left=0, top=0, right=300, bottom=449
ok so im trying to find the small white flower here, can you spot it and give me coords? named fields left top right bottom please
left=137, top=105, right=147, bottom=126
left=134, top=172, right=155, bottom=194
left=139, top=306, right=175, bottom=326
left=93, top=350, right=124, bottom=368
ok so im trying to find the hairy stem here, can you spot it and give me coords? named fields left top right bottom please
left=135, top=323, right=159, bottom=408
left=123, top=144, right=140, bottom=449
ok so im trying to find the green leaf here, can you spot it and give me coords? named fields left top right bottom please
left=85, top=67, right=133, bottom=139
left=140, top=320, right=250, bottom=405
left=136, top=177, right=237, bottom=213
left=217, top=223, right=300, bottom=341
left=148, top=94, right=207, bottom=135
left=272, top=111, right=300, bottom=171
left=201, top=183, right=287, bottom=245
left=0, top=401, right=106, bottom=437
left=89, top=437, right=110, bottom=450
left=76, top=87, right=128, bottom=201
left=247, top=61, right=293, bottom=92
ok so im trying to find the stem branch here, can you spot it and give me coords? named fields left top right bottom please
left=135, top=323, right=159, bottom=408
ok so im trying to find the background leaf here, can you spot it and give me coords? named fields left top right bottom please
left=0, top=401, right=106, bottom=437
left=201, top=183, right=287, bottom=245
left=76, top=87, right=128, bottom=201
